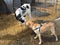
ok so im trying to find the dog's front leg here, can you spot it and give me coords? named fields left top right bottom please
left=27, top=9, right=32, bottom=18
left=28, top=11, right=32, bottom=18
left=37, top=33, right=42, bottom=44
left=34, top=35, right=38, bottom=39
left=34, top=30, right=42, bottom=44
left=23, top=11, right=27, bottom=17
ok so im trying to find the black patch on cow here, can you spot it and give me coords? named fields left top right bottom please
left=26, top=5, right=29, bottom=9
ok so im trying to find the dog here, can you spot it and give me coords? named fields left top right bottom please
left=15, top=3, right=31, bottom=24
left=26, top=20, right=58, bottom=44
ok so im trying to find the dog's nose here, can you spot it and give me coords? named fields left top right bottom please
left=19, top=18, right=25, bottom=23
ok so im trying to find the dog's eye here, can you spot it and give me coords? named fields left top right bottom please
left=26, top=5, right=29, bottom=9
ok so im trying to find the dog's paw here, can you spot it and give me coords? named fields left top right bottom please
left=34, top=36, right=37, bottom=39
left=38, top=42, right=42, bottom=45
left=56, top=38, right=58, bottom=41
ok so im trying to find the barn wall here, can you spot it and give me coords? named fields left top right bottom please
left=21, top=0, right=35, bottom=6
left=3, top=0, right=21, bottom=12
left=0, top=0, right=11, bottom=14
left=57, top=0, right=60, bottom=4
left=46, top=0, right=56, bottom=4
left=13, top=0, right=21, bottom=11
left=35, top=0, right=58, bottom=4
left=0, top=0, right=59, bottom=14
left=0, top=0, right=34, bottom=13
left=4, top=0, right=13, bottom=12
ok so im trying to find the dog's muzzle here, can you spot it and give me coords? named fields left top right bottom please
left=15, top=14, right=21, bottom=19
left=19, top=18, right=25, bottom=23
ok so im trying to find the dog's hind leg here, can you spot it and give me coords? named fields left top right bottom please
left=50, top=26, right=58, bottom=41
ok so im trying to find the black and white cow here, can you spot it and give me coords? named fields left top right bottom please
left=15, top=4, right=31, bottom=24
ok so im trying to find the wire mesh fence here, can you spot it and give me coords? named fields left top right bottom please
left=0, top=0, right=60, bottom=15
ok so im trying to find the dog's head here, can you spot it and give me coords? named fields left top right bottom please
left=26, top=21, right=34, bottom=27
left=20, top=6, right=26, bottom=10
left=21, top=4, right=31, bottom=10
left=19, top=18, right=25, bottom=23
left=19, top=16, right=26, bottom=24
left=15, top=8, right=21, bottom=17
left=15, top=13, right=26, bottom=24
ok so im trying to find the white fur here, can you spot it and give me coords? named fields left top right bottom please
left=55, top=18, right=60, bottom=21
left=15, top=3, right=32, bottom=18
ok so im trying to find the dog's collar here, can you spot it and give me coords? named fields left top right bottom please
left=34, top=27, right=40, bottom=30
left=34, top=24, right=42, bottom=31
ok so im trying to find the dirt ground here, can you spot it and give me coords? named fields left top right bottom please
left=0, top=14, right=60, bottom=45
left=0, top=5, right=60, bottom=45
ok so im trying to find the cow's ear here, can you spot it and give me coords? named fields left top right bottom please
left=26, top=5, right=29, bottom=9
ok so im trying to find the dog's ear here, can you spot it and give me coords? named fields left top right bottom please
left=20, top=6, right=26, bottom=10
left=26, top=21, right=30, bottom=26
left=26, top=5, right=29, bottom=9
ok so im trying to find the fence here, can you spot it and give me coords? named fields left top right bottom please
left=0, top=0, right=60, bottom=15
left=31, top=0, right=59, bottom=17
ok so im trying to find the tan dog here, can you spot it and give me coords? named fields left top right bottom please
left=26, top=20, right=58, bottom=44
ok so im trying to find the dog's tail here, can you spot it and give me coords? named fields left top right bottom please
left=54, top=17, right=60, bottom=21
